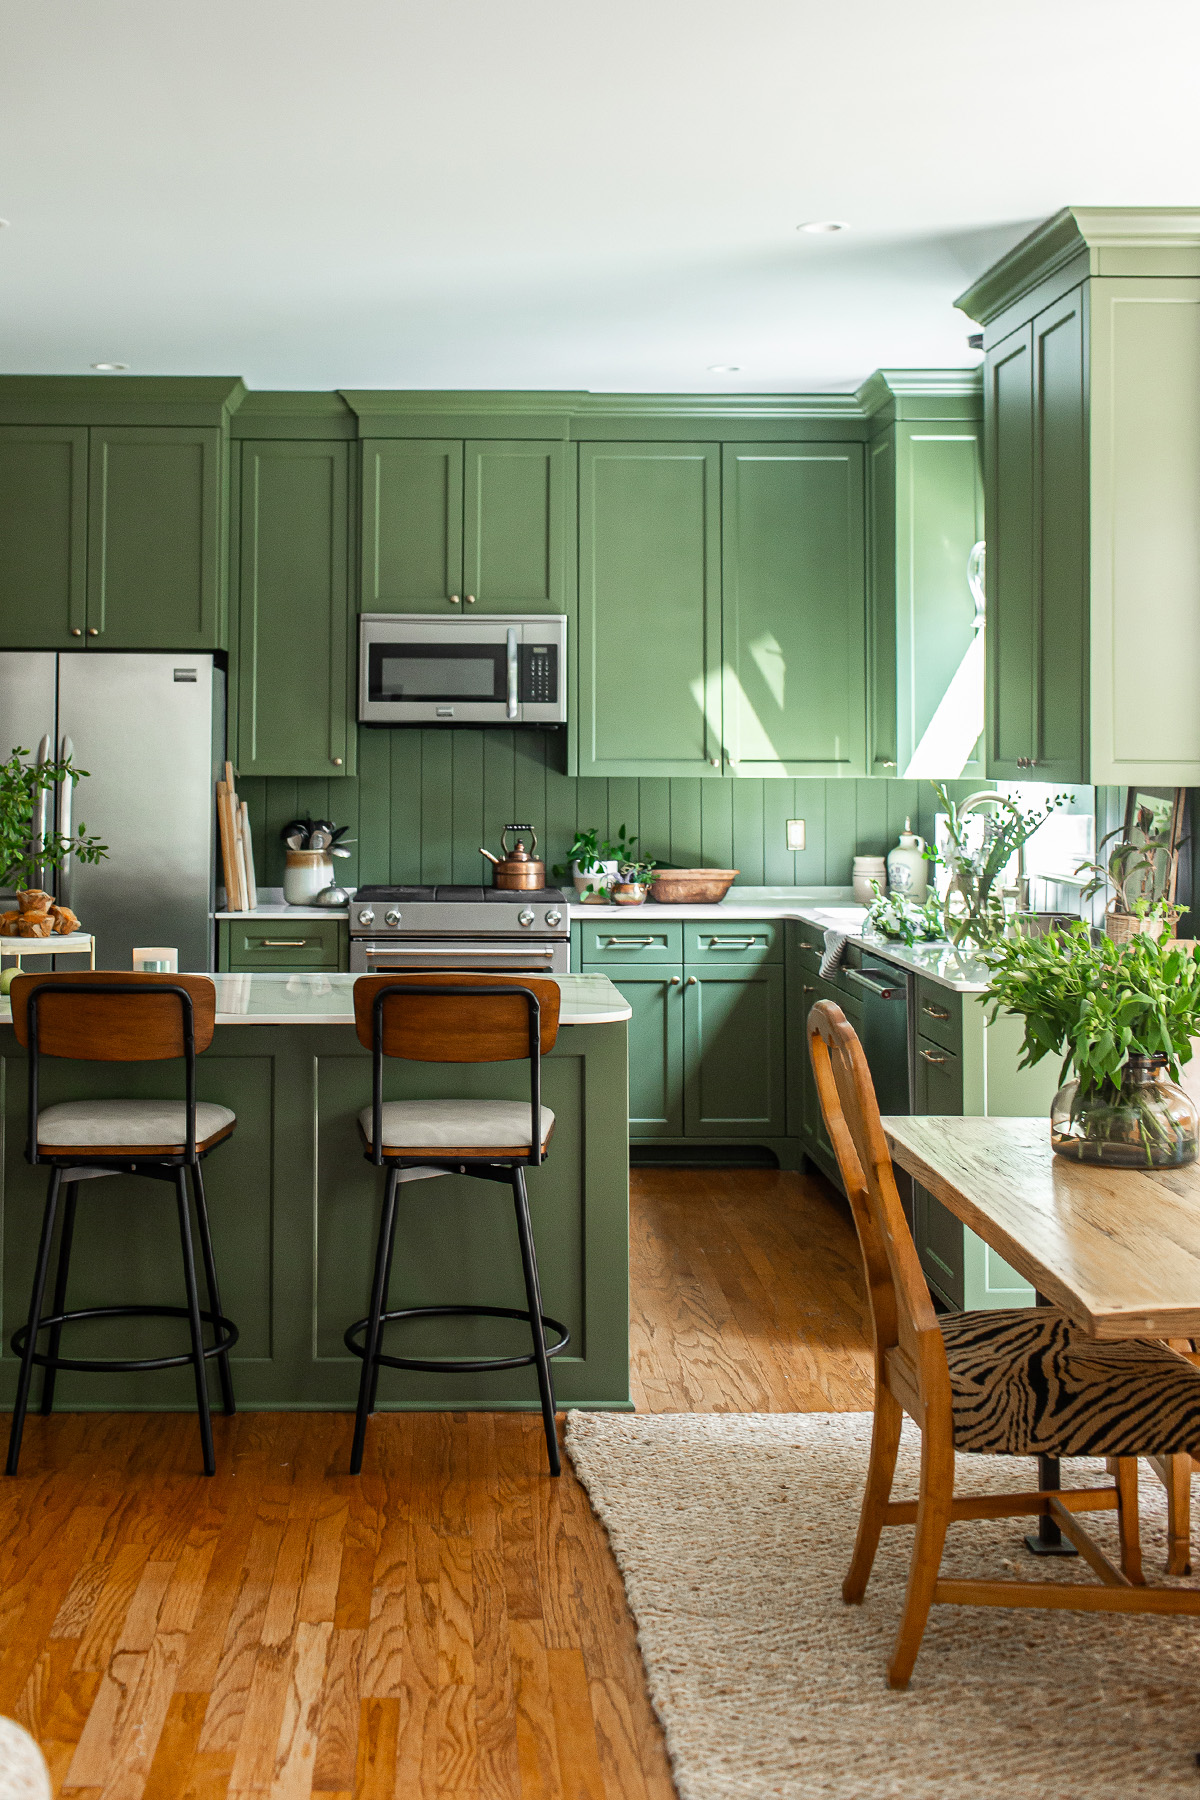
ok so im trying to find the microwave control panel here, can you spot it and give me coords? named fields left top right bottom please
left=519, top=643, right=558, bottom=705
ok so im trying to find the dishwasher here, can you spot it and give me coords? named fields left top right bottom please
left=838, top=944, right=912, bottom=1117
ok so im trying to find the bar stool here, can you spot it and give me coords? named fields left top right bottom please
left=6, top=972, right=238, bottom=1477
left=346, top=971, right=569, bottom=1476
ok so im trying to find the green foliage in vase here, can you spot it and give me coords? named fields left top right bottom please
left=863, top=882, right=944, bottom=947
left=1074, top=826, right=1178, bottom=920
left=983, top=923, right=1200, bottom=1091
left=0, top=747, right=108, bottom=892
left=932, top=783, right=1074, bottom=945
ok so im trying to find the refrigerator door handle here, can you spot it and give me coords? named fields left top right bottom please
left=57, top=734, right=73, bottom=908
left=32, top=734, right=53, bottom=891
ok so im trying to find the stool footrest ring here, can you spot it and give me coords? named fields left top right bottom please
left=344, top=1303, right=569, bottom=1375
left=10, top=1304, right=239, bottom=1375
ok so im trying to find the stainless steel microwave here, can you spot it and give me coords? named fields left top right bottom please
left=358, top=614, right=567, bottom=726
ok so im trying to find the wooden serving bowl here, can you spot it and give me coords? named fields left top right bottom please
left=648, top=869, right=739, bottom=904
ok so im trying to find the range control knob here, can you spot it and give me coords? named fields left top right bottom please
left=544, top=908, right=562, bottom=927
left=518, top=908, right=535, bottom=927
left=384, top=909, right=402, bottom=926
left=357, top=908, right=375, bottom=927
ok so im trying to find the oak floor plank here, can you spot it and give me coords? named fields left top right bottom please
left=267, top=1618, right=333, bottom=1800
left=309, top=1627, right=362, bottom=1793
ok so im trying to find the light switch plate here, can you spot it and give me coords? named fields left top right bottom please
left=786, top=819, right=806, bottom=852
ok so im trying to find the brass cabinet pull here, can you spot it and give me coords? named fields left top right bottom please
left=86, top=626, right=98, bottom=637
left=70, top=627, right=82, bottom=637
left=259, top=939, right=310, bottom=947
left=922, top=1000, right=951, bottom=1022
left=685, top=975, right=698, bottom=986
left=449, top=594, right=461, bottom=605
left=465, top=594, right=476, bottom=604
left=604, top=936, right=658, bottom=947
left=919, top=1048, right=947, bottom=1065
left=331, top=756, right=343, bottom=766
left=706, top=937, right=758, bottom=950
left=669, top=975, right=681, bottom=986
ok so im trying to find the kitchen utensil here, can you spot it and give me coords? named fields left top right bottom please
left=284, top=850, right=334, bottom=905
left=480, top=824, right=547, bottom=890
left=285, top=833, right=305, bottom=852
left=308, top=827, right=332, bottom=852
left=239, top=802, right=259, bottom=910
left=647, top=868, right=739, bottom=904
left=314, top=884, right=350, bottom=908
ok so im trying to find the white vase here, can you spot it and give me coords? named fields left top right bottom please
left=283, top=850, right=334, bottom=905
left=886, top=820, right=928, bottom=901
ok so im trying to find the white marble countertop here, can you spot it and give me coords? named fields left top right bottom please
left=216, top=905, right=348, bottom=920
left=0, top=971, right=631, bottom=1029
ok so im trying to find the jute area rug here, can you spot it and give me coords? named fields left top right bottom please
left=565, top=1411, right=1200, bottom=1800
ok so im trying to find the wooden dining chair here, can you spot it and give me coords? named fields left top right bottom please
left=809, top=997, right=1200, bottom=1688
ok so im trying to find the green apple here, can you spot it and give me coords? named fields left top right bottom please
left=0, top=967, right=17, bottom=995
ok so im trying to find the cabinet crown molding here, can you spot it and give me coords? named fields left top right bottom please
left=955, top=206, right=1200, bottom=326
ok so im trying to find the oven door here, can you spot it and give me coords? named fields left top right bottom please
left=350, top=937, right=569, bottom=974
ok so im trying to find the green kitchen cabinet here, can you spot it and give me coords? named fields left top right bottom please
left=87, top=426, right=224, bottom=648
left=217, top=915, right=348, bottom=972
left=362, top=439, right=463, bottom=610
left=912, top=1032, right=966, bottom=1308
left=463, top=440, right=566, bottom=611
left=865, top=379, right=985, bottom=781
left=981, top=293, right=1087, bottom=783
left=608, top=968, right=685, bottom=1137
left=722, top=443, right=866, bottom=777
left=682, top=963, right=786, bottom=1137
left=578, top=442, right=722, bottom=777
left=234, top=440, right=355, bottom=778
left=362, top=437, right=566, bottom=615
left=0, top=426, right=88, bottom=645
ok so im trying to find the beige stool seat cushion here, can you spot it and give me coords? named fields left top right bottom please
left=37, top=1098, right=236, bottom=1154
left=358, top=1098, right=555, bottom=1158
left=941, top=1306, right=1200, bottom=1457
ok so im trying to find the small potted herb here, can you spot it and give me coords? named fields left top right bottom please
left=984, top=923, right=1200, bottom=1167
left=1074, top=827, right=1180, bottom=944
left=611, top=856, right=658, bottom=906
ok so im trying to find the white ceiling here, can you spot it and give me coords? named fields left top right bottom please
left=1, top=0, right=1198, bottom=392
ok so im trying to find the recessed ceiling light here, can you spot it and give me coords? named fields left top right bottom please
left=91, top=362, right=128, bottom=371
left=708, top=364, right=741, bottom=374
left=798, top=220, right=849, bottom=234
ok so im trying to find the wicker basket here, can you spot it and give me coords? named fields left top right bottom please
left=1105, top=907, right=1165, bottom=945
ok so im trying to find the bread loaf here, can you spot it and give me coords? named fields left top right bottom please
left=17, top=889, right=53, bottom=915
left=0, top=911, right=20, bottom=933
left=18, top=914, right=55, bottom=938
left=50, top=905, right=80, bottom=935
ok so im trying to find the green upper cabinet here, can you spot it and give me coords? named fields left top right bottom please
left=362, top=439, right=463, bottom=610
left=0, top=426, right=88, bottom=645
left=578, top=442, right=721, bottom=778
left=463, top=440, right=566, bottom=611
left=87, top=426, right=223, bottom=648
left=958, top=207, right=1200, bottom=788
left=722, top=443, right=866, bottom=777
left=866, top=380, right=985, bottom=782
left=234, top=441, right=354, bottom=778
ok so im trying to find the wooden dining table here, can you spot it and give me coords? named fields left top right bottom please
left=882, top=1112, right=1200, bottom=1567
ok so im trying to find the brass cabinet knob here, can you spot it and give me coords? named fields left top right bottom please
left=449, top=594, right=461, bottom=605
left=465, top=594, right=476, bottom=604
left=686, top=975, right=698, bottom=986
left=70, top=627, right=82, bottom=637
left=709, top=756, right=720, bottom=767
left=669, top=975, right=681, bottom=986
left=331, top=756, right=343, bottom=766
left=86, top=626, right=98, bottom=637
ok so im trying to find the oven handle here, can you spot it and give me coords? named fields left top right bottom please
left=506, top=628, right=519, bottom=720
left=360, top=945, right=556, bottom=959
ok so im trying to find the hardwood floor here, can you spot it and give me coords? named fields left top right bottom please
left=0, top=1165, right=872, bottom=1799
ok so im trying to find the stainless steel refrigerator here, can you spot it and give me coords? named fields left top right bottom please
left=0, top=653, right=224, bottom=972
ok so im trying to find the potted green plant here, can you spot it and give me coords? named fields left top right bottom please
left=0, top=745, right=108, bottom=991
left=611, top=855, right=658, bottom=907
left=984, top=923, right=1200, bottom=1167
left=553, top=824, right=638, bottom=902
left=862, top=882, right=945, bottom=947
left=1074, top=827, right=1179, bottom=943
left=932, top=783, right=1073, bottom=945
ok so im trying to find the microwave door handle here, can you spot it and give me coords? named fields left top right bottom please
left=506, top=628, right=519, bottom=720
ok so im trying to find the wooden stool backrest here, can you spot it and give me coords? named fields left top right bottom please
left=808, top=999, right=942, bottom=1375
left=352, top=971, right=561, bottom=1063
left=9, top=971, right=217, bottom=1060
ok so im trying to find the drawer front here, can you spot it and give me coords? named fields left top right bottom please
left=578, top=919, right=682, bottom=966
left=914, top=977, right=962, bottom=1055
left=227, top=920, right=344, bottom=970
left=684, top=920, right=781, bottom=966
left=914, top=1031, right=963, bottom=1115
left=915, top=1186, right=965, bottom=1310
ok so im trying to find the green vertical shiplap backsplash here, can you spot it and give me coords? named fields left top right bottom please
left=239, top=729, right=986, bottom=893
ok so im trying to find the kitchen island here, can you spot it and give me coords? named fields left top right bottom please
left=0, top=973, right=633, bottom=1414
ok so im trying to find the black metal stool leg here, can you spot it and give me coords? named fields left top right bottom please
left=189, top=1163, right=235, bottom=1417
left=175, top=1169, right=216, bottom=1477
left=40, top=1180, right=79, bottom=1416
left=365, top=1179, right=401, bottom=1419
left=512, top=1166, right=561, bottom=1476
left=6, top=1169, right=62, bottom=1476
left=351, top=1167, right=401, bottom=1475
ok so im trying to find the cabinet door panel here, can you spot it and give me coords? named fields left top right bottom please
left=236, top=441, right=353, bottom=778
left=463, top=440, right=564, bottom=611
left=87, top=426, right=222, bottom=647
left=913, top=1033, right=965, bottom=1306
left=1034, top=288, right=1088, bottom=782
left=578, top=443, right=721, bottom=776
left=985, top=325, right=1037, bottom=776
left=608, top=968, right=683, bottom=1137
left=722, top=444, right=866, bottom=776
left=362, top=440, right=463, bottom=610
left=0, top=427, right=88, bottom=646
left=684, top=965, right=785, bottom=1136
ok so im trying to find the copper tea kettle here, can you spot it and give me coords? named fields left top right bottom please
left=480, top=824, right=547, bottom=890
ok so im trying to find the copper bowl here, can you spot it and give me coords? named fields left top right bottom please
left=648, top=868, right=739, bottom=904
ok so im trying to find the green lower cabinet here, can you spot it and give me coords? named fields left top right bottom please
left=607, top=968, right=684, bottom=1137
left=682, top=964, right=786, bottom=1137
left=218, top=916, right=347, bottom=972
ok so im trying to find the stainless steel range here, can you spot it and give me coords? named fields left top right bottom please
left=349, top=885, right=571, bottom=974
